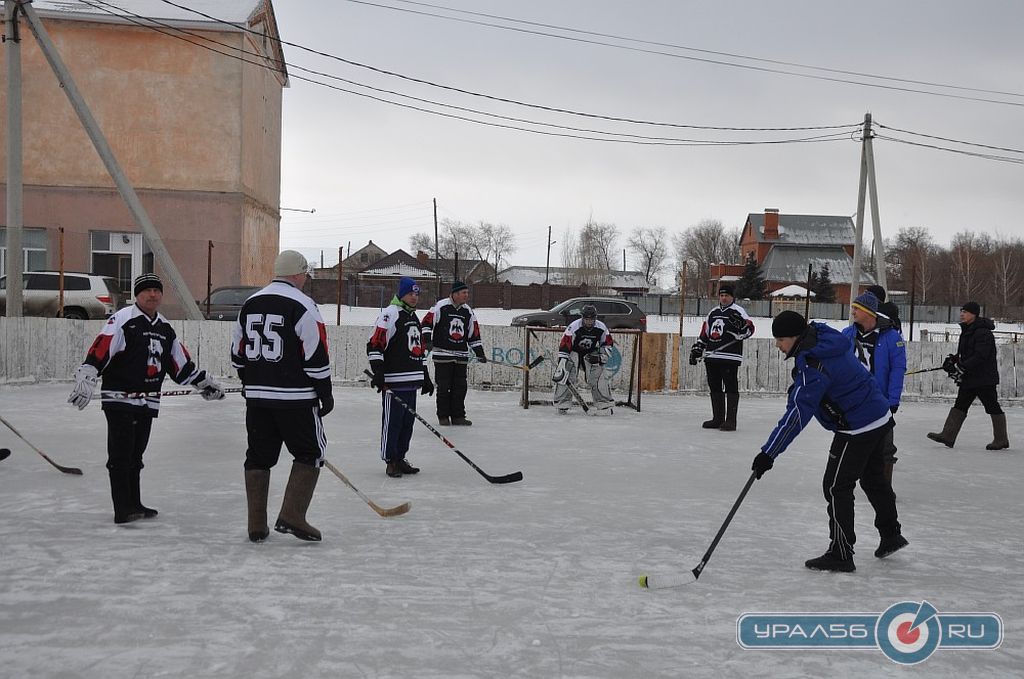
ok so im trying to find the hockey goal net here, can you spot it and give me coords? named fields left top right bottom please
left=518, top=326, right=643, bottom=411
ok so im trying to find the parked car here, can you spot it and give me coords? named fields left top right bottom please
left=510, top=297, right=647, bottom=330
left=0, top=270, right=124, bottom=320
left=199, top=285, right=261, bottom=321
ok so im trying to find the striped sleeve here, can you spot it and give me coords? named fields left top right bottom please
left=297, top=307, right=331, bottom=380
left=367, top=308, right=397, bottom=363
left=83, top=313, right=127, bottom=374
left=166, top=335, right=200, bottom=385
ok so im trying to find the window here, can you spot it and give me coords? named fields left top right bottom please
left=0, top=227, right=48, bottom=278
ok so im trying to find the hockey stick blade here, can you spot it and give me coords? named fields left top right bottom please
left=638, top=571, right=699, bottom=589
left=323, top=461, right=411, bottom=517
left=0, top=415, right=83, bottom=475
left=563, top=381, right=590, bottom=413
left=363, top=370, right=523, bottom=484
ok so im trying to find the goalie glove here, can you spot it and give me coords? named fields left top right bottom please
left=68, top=364, right=99, bottom=410
left=551, top=358, right=569, bottom=384
left=193, top=370, right=226, bottom=401
left=585, top=351, right=603, bottom=365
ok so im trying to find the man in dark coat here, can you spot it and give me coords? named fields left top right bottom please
left=927, top=302, right=1009, bottom=450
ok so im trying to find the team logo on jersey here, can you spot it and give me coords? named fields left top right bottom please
left=146, top=338, right=163, bottom=377
left=448, top=316, right=466, bottom=341
left=408, top=325, right=424, bottom=357
left=710, top=317, right=726, bottom=341
left=577, top=337, right=595, bottom=352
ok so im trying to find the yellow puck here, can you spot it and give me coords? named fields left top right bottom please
left=638, top=574, right=649, bottom=588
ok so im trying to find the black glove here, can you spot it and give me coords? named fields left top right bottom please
left=728, top=316, right=747, bottom=333
left=318, top=393, right=334, bottom=417
left=586, top=352, right=603, bottom=365
left=752, top=452, right=774, bottom=479
left=942, top=354, right=958, bottom=374
left=688, top=345, right=704, bottom=366
left=422, top=337, right=432, bottom=354
left=890, top=405, right=899, bottom=414
left=421, top=370, right=434, bottom=396
left=314, top=380, right=334, bottom=417
left=475, top=350, right=488, bottom=364
left=370, top=365, right=386, bottom=393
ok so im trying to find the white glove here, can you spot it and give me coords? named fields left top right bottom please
left=194, top=371, right=226, bottom=401
left=68, top=364, right=99, bottom=410
left=551, top=358, right=568, bottom=384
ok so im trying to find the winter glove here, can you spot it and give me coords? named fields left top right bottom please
left=193, top=371, right=226, bottom=401
left=314, top=380, right=334, bottom=417
left=942, top=354, right=959, bottom=374
left=475, top=351, right=488, bottom=364
left=68, top=364, right=99, bottom=410
left=421, top=369, right=434, bottom=396
left=728, top=315, right=747, bottom=333
left=586, top=351, right=603, bottom=365
left=551, top=358, right=568, bottom=384
left=688, top=341, right=705, bottom=366
left=752, top=452, right=774, bottom=479
left=370, top=365, right=386, bottom=393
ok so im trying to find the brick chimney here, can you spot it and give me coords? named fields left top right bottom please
left=763, top=208, right=780, bottom=240
left=416, top=250, right=430, bottom=265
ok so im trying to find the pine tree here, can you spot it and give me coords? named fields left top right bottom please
left=735, top=253, right=768, bottom=300
left=812, top=262, right=837, bottom=303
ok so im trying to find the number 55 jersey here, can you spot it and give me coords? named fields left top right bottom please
left=232, top=280, right=331, bottom=408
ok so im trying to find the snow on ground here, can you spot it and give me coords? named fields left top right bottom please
left=1, top=384, right=1021, bottom=677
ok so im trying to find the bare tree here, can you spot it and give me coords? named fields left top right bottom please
left=990, top=233, right=1023, bottom=309
left=671, top=219, right=739, bottom=297
left=892, top=227, right=937, bottom=304
left=408, top=218, right=476, bottom=259
left=627, top=226, right=669, bottom=286
left=560, top=219, right=619, bottom=287
left=950, top=230, right=987, bottom=301
left=467, top=221, right=517, bottom=281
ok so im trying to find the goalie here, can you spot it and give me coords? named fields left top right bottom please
left=551, top=305, right=615, bottom=412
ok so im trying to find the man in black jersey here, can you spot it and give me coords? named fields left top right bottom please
left=422, top=280, right=487, bottom=425
left=68, top=273, right=225, bottom=524
left=690, top=284, right=754, bottom=431
left=233, top=250, right=333, bottom=542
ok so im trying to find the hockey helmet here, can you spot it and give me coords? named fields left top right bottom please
left=581, top=304, right=598, bottom=320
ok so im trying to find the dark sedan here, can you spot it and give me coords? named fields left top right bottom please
left=510, top=297, right=646, bottom=330
left=200, top=286, right=261, bottom=321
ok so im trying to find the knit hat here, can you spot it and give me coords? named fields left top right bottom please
left=851, top=291, right=879, bottom=317
left=274, top=250, right=312, bottom=277
left=718, top=283, right=735, bottom=297
left=451, top=280, right=468, bottom=295
left=866, top=285, right=887, bottom=303
left=398, top=277, right=420, bottom=298
left=771, top=310, right=807, bottom=338
left=961, top=301, right=981, bottom=316
left=133, top=273, right=163, bottom=297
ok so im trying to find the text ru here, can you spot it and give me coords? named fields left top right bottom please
left=946, top=624, right=989, bottom=639
left=754, top=624, right=871, bottom=640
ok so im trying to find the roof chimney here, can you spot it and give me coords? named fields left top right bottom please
left=416, top=250, right=430, bottom=265
left=764, top=208, right=780, bottom=240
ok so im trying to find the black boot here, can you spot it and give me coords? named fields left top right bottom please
left=986, top=414, right=1009, bottom=450
left=805, top=548, right=856, bottom=572
left=398, top=458, right=420, bottom=474
left=386, top=461, right=403, bottom=478
left=274, top=463, right=322, bottom=541
left=927, top=408, right=967, bottom=448
left=720, top=393, right=739, bottom=431
left=451, top=417, right=473, bottom=426
left=130, top=468, right=158, bottom=519
left=245, top=469, right=271, bottom=543
left=109, top=469, right=144, bottom=524
left=702, top=392, right=726, bottom=429
left=874, top=534, right=909, bottom=558
left=438, top=416, right=451, bottom=426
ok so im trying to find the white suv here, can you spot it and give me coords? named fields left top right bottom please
left=0, top=271, right=125, bottom=319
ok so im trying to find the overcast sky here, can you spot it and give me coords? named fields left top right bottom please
left=271, top=1, right=1023, bottom=273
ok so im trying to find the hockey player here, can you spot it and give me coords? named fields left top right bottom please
left=842, top=291, right=906, bottom=486
left=68, top=273, right=225, bottom=524
left=233, top=251, right=333, bottom=542
left=422, top=280, right=487, bottom=426
left=751, top=311, right=907, bottom=572
left=552, top=304, right=614, bottom=412
left=927, top=301, right=1009, bottom=450
left=690, top=284, right=754, bottom=431
left=367, top=277, right=434, bottom=477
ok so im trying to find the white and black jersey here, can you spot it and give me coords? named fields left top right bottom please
left=558, top=318, right=613, bottom=363
left=231, top=280, right=332, bottom=408
left=83, top=305, right=201, bottom=415
left=367, top=303, right=426, bottom=387
left=421, top=298, right=485, bottom=363
left=699, top=303, right=754, bottom=362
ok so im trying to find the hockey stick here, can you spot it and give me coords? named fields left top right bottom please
left=562, top=380, right=591, bottom=413
left=695, top=337, right=742, bottom=363
left=905, top=366, right=944, bottom=376
left=639, top=471, right=757, bottom=589
left=323, top=461, right=411, bottom=517
left=92, top=387, right=244, bottom=400
left=363, top=370, right=523, bottom=484
left=0, top=414, right=84, bottom=475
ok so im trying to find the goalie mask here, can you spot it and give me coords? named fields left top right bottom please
left=581, top=304, right=598, bottom=326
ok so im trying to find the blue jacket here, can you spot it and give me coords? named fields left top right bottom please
left=841, top=320, right=907, bottom=409
left=761, top=323, right=891, bottom=459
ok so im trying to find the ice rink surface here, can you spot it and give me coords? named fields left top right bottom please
left=1, top=383, right=1021, bottom=678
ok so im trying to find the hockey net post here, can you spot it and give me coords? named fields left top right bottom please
left=519, top=326, right=643, bottom=412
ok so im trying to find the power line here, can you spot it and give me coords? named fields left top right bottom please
left=340, top=0, right=1024, bottom=108
left=379, top=0, right=1024, bottom=100
left=874, top=123, right=1024, bottom=155
left=873, top=135, right=1024, bottom=165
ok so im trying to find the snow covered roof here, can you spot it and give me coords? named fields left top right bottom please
left=760, top=246, right=877, bottom=286
left=360, top=263, right=434, bottom=277
left=771, top=284, right=815, bottom=298
left=747, top=213, right=856, bottom=246
left=497, top=266, right=649, bottom=289
left=33, top=1, right=265, bottom=26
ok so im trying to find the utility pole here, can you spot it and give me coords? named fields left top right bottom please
left=433, top=197, right=440, bottom=300
left=15, top=2, right=204, bottom=319
left=544, top=225, right=553, bottom=284
left=849, top=112, right=887, bottom=306
left=5, top=1, right=24, bottom=316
